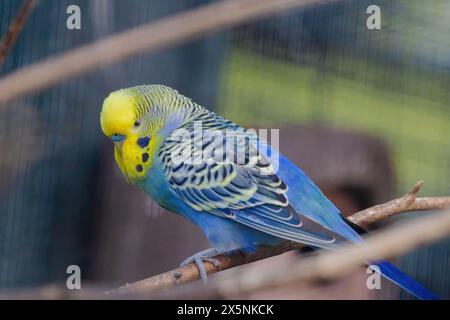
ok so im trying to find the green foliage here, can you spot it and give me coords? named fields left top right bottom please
left=218, top=49, right=450, bottom=195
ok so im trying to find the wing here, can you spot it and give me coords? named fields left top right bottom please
left=159, top=126, right=339, bottom=248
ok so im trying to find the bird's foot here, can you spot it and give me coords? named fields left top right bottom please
left=180, top=248, right=221, bottom=282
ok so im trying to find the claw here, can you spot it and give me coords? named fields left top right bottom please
left=180, top=248, right=221, bottom=282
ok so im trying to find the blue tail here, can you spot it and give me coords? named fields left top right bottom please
left=273, top=151, right=439, bottom=300
left=376, top=260, right=439, bottom=300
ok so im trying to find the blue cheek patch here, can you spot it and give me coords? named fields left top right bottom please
left=137, top=137, right=150, bottom=148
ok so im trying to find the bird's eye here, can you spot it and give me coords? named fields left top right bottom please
left=111, top=133, right=126, bottom=143
left=134, top=120, right=141, bottom=127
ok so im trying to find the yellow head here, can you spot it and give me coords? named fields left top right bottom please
left=100, top=89, right=137, bottom=139
left=101, top=85, right=194, bottom=183
left=100, top=87, right=164, bottom=183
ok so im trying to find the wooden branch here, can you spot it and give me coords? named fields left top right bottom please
left=348, top=181, right=450, bottom=227
left=105, top=181, right=450, bottom=297
left=0, top=0, right=338, bottom=104
left=0, top=181, right=448, bottom=300
left=154, top=208, right=450, bottom=299
left=0, top=0, right=37, bottom=67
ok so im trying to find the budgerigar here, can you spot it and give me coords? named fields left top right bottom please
left=100, top=84, right=437, bottom=299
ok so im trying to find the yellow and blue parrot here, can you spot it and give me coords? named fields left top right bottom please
left=100, top=84, right=437, bottom=299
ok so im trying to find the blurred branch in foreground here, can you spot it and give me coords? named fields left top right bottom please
left=0, top=0, right=338, bottom=104
left=0, top=0, right=37, bottom=67
left=0, top=182, right=450, bottom=299
left=106, top=181, right=450, bottom=298
left=1, top=181, right=449, bottom=299
left=158, top=207, right=450, bottom=299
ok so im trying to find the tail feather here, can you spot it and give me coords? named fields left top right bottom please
left=375, top=260, right=439, bottom=300
left=341, top=216, right=439, bottom=300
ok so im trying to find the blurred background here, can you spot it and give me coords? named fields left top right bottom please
left=0, top=0, right=449, bottom=299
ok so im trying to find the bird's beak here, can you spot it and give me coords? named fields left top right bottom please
left=111, top=134, right=126, bottom=155
left=114, top=141, right=124, bottom=155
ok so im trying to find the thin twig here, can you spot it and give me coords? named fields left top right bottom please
left=0, top=0, right=337, bottom=104
left=105, top=181, right=450, bottom=297
left=0, top=0, right=37, bottom=67
left=347, top=181, right=450, bottom=227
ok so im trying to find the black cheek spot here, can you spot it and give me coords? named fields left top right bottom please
left=142, top=153, right=149, bottom=163
left=136, top=164, right=143, bottom=172
left=137, top=137, right=150, bottom=148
